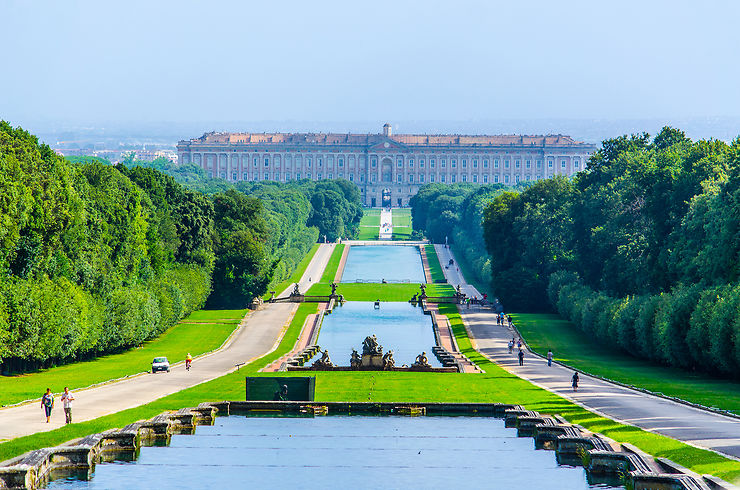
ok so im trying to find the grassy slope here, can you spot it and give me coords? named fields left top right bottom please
left=316, top=244, right=344, bottom=283
left=0, top=315, right=244, bottom=407
left=357, top=209, right=381, bottom=240
left=391, top=208, right=412, bottom=240
left=513, top=313, right=740, bottom=415
left=424, top=245, right=447, bottom=283
left=262, top=244, right=320, bottom=300
left=1, top=302, right=738, bottom=481
left=308, top=283, right=455, bottom=301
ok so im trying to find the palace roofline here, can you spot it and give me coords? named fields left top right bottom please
left=178, top=131, right=594, bottom=148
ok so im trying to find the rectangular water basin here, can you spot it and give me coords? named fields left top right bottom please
left=341, top=245, right=425, bottom=283
left=316, top=302, right=440, bottom=367
left=46, top=415, right=624, bottom=489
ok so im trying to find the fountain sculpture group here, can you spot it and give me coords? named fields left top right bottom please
left=300, top=335, right=437, bottom=372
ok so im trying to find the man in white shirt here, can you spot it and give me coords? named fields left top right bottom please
left=61, top=387, right=75, bottom=424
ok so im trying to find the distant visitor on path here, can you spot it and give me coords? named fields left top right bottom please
left=572, top=372, right=580, bottom=392
left=61, top=387, right=75, bottom=424
left=547, top=349, right=553, bottom=367
left=518, top=349, right=525, bottom=366
left=508, top=340, right=513, bottom=353
left=41, top=388, right=54, bottom=423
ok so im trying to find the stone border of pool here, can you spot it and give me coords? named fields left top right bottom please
left=1, top=402, right=734, bottom=490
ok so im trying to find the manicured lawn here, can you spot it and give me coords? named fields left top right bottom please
left=357, top=209, right=381, bottom=240
left=512, top=313, right=740, bottom=415
left=1, top=302, right=739, bottom=482
left=357, top=227, right=379, bottom=240
left=424, top=245, right=446, bottom=283
left=317, top=244, right=345, bottom=283
left=391, top=208, right=412, bottom=227
left=183, top=310, right=248, bottom=322
left=262, top=244, right=320, bottom=300
left=360, top=210, right=381, bottom=227
left=391, top=208, right=413, bottom=240
left=0, top=312, right=245, bottom=407
left=308, top=282, right=455, bottom=301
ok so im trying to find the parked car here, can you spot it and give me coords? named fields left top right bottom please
left=152, top=357, right=170, bottom=373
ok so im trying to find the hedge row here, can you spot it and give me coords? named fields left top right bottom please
left=548, top=271, right=740, bottom=377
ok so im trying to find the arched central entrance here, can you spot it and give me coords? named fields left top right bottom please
left=381, top=188, right=392, bottom=208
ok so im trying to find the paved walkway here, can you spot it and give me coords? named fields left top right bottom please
left=379, top=208, right=392, bottom=240
left=0, top=244, right=335, bottom=441
left=435, top=245, right=740, bottom=461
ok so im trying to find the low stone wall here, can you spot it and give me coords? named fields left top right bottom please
left=0, top=403, right=217, bottom=490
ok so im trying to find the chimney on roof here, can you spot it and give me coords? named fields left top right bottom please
left=383, top=123, right=392, bottom=137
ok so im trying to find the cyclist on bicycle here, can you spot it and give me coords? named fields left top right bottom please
left=185, top=353, right=192, bottom=371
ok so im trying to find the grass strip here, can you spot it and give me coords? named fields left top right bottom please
left=391, top=208, right=413, bottom=240
left=424, top=245, right=446, bottom=283
left=512, top=313, right=740, bottom=416
left=307, top=283, right=455, bottom=302
left=357, top=209, right=381, bottom=239
left=317, top=244, right=345, bottom=283
left=0, top=314, right=244, bottom=407
left=262, top=244, right=320, bottom=300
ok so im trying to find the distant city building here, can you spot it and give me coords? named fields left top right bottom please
left=177, top=124, right=597, bottom=207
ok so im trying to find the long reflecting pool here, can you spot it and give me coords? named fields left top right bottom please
left=341, top=245, right=425, bottom=283
left=47, top=415, right=623, bottom=489
left=316, top=302, right=440, bottom=367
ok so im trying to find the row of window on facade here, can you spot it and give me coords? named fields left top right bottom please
left=193, top=154, right=582, bottom=170
left=211, top=171, right=551, bottom=185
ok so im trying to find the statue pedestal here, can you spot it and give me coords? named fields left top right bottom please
left=361, top=354, right=383, bottom=368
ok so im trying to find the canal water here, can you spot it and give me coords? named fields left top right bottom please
left=47, top=415, right=623, bottom=489
left=316, top=302, right=441, bottom=367
left=341, top=245, right=425, bottom=283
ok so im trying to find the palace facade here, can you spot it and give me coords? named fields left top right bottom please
left=176, top=124, right=597, bottom=207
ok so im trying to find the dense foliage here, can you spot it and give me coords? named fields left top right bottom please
left=410, top=183, right=509, bottom=288
left=0, top=123, right=213, bottom=373
left=483, top=127, right=740, bottom=377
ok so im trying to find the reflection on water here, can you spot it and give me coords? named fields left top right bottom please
left=317, top=302, right=441, bottom=367
left=47, top=416, right=624, bottom=490
left=341, top=245, right=425, bottom=283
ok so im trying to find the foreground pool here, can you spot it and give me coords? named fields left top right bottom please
left=316, top=302, right=440, bottom=367
left=341, top=245, right=425, bottom=283
left=47, top=415, right=623, bottom=489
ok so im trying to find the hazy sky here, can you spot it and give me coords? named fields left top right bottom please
left=2, top=0, right=740, bottom=126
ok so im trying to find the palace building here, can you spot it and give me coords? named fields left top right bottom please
left=177, top=124, right=597, bottom=207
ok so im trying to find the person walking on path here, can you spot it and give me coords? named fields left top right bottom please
left=41, top=388, right=54, bottom=423
left=508, top=340, right=513, bottom=354
left=572, top=372, right=580, bottom=392
left=61, top=387, right=74, bottom=424
left=547, top=349, right=553, bottom=367
left=185, top=353, right=193, bottom=371
left=517, top=339, right=522, bottom=350
left=518, top=349, right=525, bottom=366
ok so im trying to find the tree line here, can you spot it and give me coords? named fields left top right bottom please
left=409, top=182, right=512, bottom=289
left=0, top=124, right=362, bottom=373
left=481, top=127, right=740, bottom=377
